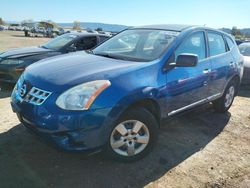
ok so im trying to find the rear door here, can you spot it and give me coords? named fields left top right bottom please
left=166, top=31, right=212, bottom=115
left=206, top=31, right=234, bottom=96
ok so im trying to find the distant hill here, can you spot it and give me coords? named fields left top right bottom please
left=241, top=28, right=250, bottom=36
left=5, top=20, right=250, bottom=35
left=58, top=22, right=129, bottom=32
left=220, top=28, right=232, bottom=34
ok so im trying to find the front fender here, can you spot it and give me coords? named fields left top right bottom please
left=106, top=86, right=161, bottom=125
left=96, top=86, right=161, bottom=145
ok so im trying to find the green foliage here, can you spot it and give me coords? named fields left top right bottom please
left=73, top=21, right=81, bottom=30
left=231, top=26, right=242, bottom=36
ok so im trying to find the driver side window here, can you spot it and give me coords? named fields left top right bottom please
left=73, top=36, right=97, bottom=51
left=175, top=32, right=206, bottom=61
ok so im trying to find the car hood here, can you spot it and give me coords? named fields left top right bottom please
left=0, top=46, right=53, bottom=59
left=25, top=52, right=144, bottom=92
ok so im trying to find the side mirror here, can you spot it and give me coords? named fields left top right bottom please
left=174, top=53, right=198, bottom=67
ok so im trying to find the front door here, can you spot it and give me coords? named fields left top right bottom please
left=165, top=31, right=212, bottom=116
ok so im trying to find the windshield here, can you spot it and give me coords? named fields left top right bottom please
left=42, top=34, right=77, bottom=50
left=93, top=29, right=178, bottom=61
left=239, top=44, right=250, bottom=56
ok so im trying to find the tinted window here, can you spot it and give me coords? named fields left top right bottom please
left=74, top=36, right=97, bottom=50
left=208, top=33, right=226, bottom=56
left=175, top=32, right=206, bottom=61
left=225, top=36, right=235, bottom=50
left=99, top=36, right=109, bottom=43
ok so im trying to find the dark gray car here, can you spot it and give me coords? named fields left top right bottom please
left=0, top=32, right=110, bottom=83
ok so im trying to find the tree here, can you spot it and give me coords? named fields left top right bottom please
left=231, top=26, right=241, bottom=36
left=0, top=18, right=5, bottom=25
left=73, top=21, right=81, bottom=30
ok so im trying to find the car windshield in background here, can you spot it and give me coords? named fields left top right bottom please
left=239, top=44, right=250, bottom=56
left=93, top=29, right=178, bottom=62
left=41, top=34, right=77, bottom=50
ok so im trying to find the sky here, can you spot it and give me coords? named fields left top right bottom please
left=1, top=0, right=250, bottom=28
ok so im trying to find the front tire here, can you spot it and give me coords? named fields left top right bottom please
left=105, top=107, right=158, bottom=162
left=213, top=79, right=237, bottom=113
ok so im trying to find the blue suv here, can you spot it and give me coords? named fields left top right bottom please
left=11, top=25, right=244, bottom=161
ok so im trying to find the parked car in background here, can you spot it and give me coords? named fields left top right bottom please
left=0, top=25, right=4, bottom=31
left=239, top=42, right=250, bottom=84
left=236, top=39, right=244, bottom=46
left=0, top=25, right=8, bottom=30
left=11, top=25, right=243, bottom=161
left=8, top=26, right=16, bottom=30
left=0, top=32, right=110, bottom=83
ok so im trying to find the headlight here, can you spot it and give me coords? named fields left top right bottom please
left=0, top=59, right=24, bottom=65
left=56, top=80, right=111, bottom=110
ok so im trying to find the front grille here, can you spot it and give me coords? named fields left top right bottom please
left=24, top=87, right=51, bottom=105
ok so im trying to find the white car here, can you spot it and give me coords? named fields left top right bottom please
left=239, top=42, right=250, bottom=84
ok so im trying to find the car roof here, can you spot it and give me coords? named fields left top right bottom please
left=132, top=24, right=194, bottom=32
left=131, top=24, right=231, bottom=36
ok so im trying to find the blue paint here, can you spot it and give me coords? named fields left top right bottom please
left=11, top=25, right=244, bottom=152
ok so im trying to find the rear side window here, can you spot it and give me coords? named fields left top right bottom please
left=225, top=36, right=235, bottom=50
left=208, top=32, right=226, bottom=56
left=175, top=31, right=206, bottom=61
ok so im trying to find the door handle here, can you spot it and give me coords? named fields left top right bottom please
left=229, top=62, right=234, bottom=68
left=203, top=69, right=211, bottom=74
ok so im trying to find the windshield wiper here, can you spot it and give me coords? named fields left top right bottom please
left=92, top=52, right=148, bottom=62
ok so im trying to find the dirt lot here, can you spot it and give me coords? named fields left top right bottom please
left=0, top=31, right=250, bottom=188
left=0, top=30, right=49, bottom=52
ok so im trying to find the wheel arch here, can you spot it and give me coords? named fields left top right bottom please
left=121, top=98, right=161, bottom=127
left=224, top=74, right=241, bottom=95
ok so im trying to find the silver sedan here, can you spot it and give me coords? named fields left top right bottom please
left=239, top=42, right=250, bottom=84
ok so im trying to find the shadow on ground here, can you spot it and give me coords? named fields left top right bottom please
left=0, top=82, right=14, bottom=99
left=0, top=104, right=230, bottom=188
left=238, top=84, right=250, bottom=98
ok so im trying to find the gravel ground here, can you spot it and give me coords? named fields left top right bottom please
left=0, top=30, right=49, bottom=52
left=0, top=31, right=249, bottom=188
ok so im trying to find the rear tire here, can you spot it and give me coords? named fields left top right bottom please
left=213, top=79, right=238, bottom=113
left=105, top=107, right=158, bottom=162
